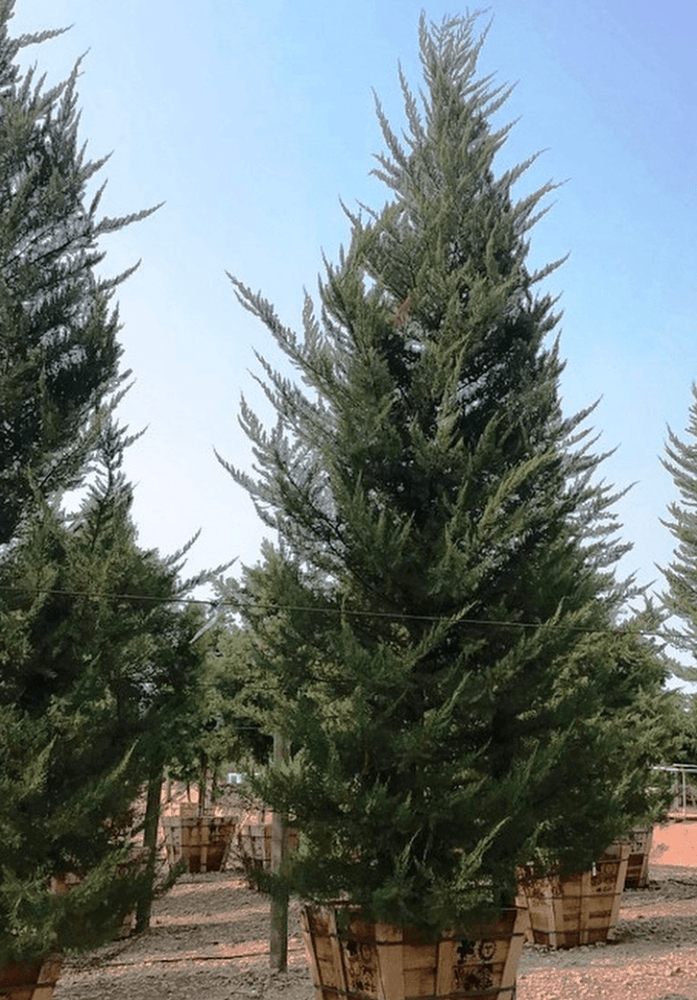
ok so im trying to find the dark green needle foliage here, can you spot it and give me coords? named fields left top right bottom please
left=220, top=13, right=671, bottom=933
left=0, top=417, right=210, bottom=961
left=661, top=383, right=697, bottom=677
left=0, top=4, right=205, bottom=960
left=0, top=0, right=158, bottom=545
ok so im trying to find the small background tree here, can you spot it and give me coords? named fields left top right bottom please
left=163, top=613, right=264, bottom=816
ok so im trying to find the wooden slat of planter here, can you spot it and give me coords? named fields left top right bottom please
left=162, top=815, right=235, bottom=873
left=436, top=910, right=523, bottom=999
left=341, top=914, right=381, bottom=999
left=499, top=911, right=527, bottom=996
left=373, top=923, right=405, bottom=1000
left=0, top=954, right=63, bottom=1000
left=301, top=905, right=349, bottom=1000
left=162, top=816, right=183, bottom=866
left=301, top=905, right=525, bottom=1000
left=32, top=955, right=63, bottom=1000
left=617, top=826, right=652, bottom=889
left=521, top=844, right=629, bottom=948
left=402, top=959, right=437, bottom=1000
left=187, top=816, right=211, bottom=873
left=237, top=816, right=299, bottom=869
left=237, top=822, right=268, bottom=864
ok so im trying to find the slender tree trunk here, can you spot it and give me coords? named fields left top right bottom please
left=198, top=751, right=208, bottom=816
left=269, top=732, right=289, bottom=972
left=210, top=760, right=219, bottom=804
left=136, top=770, right=163, bottom=933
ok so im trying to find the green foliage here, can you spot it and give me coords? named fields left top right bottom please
left=0, top=0, right=159, bottom=545
left=0, top=416, right=212, bottom=959
left=163, top=619, right=266, bottom=797
left=661, top=382, right=697, bottom=682
left=669, top=691, right=697, bottom=764
left=220, top=14, right=672, bottom=932
left=0, top=3, right=222, bottom=961
left=210, top=554, right=330, bottom=766
left=660, top=382, right=697, bottom=764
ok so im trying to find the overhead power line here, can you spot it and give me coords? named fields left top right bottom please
left=0, top=583, right=667, bottom=637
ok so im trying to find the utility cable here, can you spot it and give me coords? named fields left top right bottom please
left=0, top=584, right=665, bottom=636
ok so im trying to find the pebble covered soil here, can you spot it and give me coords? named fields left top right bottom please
left=51, top=821, right=697, bottom=1000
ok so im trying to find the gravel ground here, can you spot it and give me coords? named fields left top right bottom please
left=50, top=822, right=697, bottom=1000
left=518, top=866, right=697, bottom=999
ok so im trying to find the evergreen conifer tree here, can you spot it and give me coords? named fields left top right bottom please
left=220, top=14, right=671, bottom=931
left=661, top=382, right=697, bottom=677
left=0, top=3, right=215, bottom=959
left=0, top=0, right=157, bottom=544
left=0, top=416, right=210, bottom=959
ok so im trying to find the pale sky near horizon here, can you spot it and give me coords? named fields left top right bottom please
left=9, top=1, right=697, bottom=672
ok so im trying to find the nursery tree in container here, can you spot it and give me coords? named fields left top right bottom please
left=0, top=3, right=209, bottom=964
left=0, top=416, right=210, bottom=959
left=220, top=13, right=671, bottom=943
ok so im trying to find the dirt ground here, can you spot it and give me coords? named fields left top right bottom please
left=52, top=821, right=697, bottom=1000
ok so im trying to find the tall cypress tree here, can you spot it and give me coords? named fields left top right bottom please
left=0, top=3, right=199, bottom=959
left=0, top=416, right=211, bottom=960
left=0, top=0, right=158, bottom=545
left=661, top=382, right=697, bottom=675
left=220, top=14, right=670, bottom=931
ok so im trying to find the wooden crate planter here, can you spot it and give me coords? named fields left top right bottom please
left=161, top=812, right=236, bottom=874
left=49, top=853, right=144, bottom=940
left=236, top=812, right=270, bottom=872
left=0, top=954, right=62, bottom=1000
left=615, top=825, right=652, bottom=889
left=235, top=810, right=299, bottom=877
left=517, top=843, right=629, bottom=948
left=301, top=905, right=526, bottom=1000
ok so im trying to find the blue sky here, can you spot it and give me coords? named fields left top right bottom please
left=10, top=1, right=697, bottom=654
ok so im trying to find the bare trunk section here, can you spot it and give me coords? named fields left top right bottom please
left=269, top=732, right=289, bottom=972
left=136, top=770, right=163, bottom=933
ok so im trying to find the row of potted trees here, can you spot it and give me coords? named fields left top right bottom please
left=0, top=812, right=657, bottom=999
left=0, top=10, right=685, bottom=1000
left=158, top=799, right=660, bottom=998
left=0, top=754, right=663, bottom=1000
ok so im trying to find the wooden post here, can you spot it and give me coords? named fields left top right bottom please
left=269, top=732, right=289, bottom=972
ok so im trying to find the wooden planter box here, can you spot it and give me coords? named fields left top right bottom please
left=49, top=851, right=145, bottom=941
left=236, top=813, right=270, bottom=871
left=161, top=812, right=237, bottom=873
left=517, top=843, right=629, bottom=948
left=235, top=810, right=299, bottom=880
left=615, top=825, right=653, bottom=889
left=0, top=954, right=62, bottom=1000
left=301, top=904, right=526, bottom=1000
